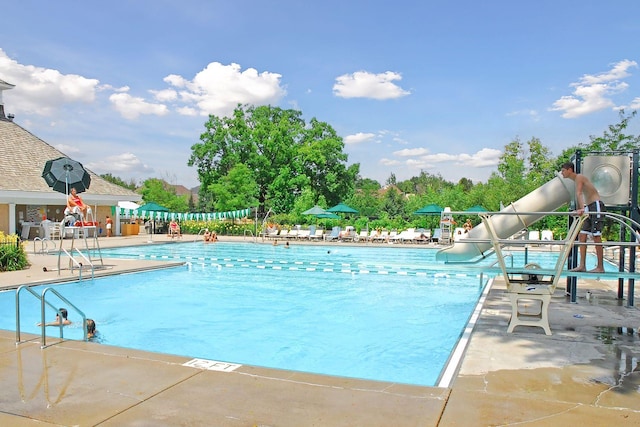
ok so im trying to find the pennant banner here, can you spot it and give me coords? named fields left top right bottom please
left=118, top=207, right=252, bottom=221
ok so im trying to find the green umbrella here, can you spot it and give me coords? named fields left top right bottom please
left=327, top=202, right=359, bottom=214
left=316, top=212, right=340, bottom=219
left=413, top=203, right=443, bottom=215
left=464, top=205, right=487, bottom=212
left=302, top=205, right=328, bottom=215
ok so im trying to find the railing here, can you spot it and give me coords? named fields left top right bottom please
left=41, top=287, right=87, bottom=347
left=57, top=247, right=95, bottom=280
left=260, top=208, right=274, bottom=240
left=15, top=285, right=87, bottom=347
left=33, top=237, right=56, bottom=254
left=194, top=228, right=208, bottom=242
left=443, top=210, right=640, bottom=306
left=243, top=229, right=256, bottom=242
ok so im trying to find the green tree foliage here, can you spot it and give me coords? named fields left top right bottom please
left=583, top=110, right=640, bottom=152
left=208, top=163, right=259, bottom=212
left=139, top=178, right=189, bottom=212
left=100, top=173, right=137, bottom=190
left=189, top=104, right=358, bottom=214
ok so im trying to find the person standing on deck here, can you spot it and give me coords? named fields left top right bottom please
left=560, top=162, right=605, bottom=273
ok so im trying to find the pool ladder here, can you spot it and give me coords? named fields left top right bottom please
left=15, top=285, right=88, bottom=348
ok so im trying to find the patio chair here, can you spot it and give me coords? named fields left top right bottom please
left=356, top=230, right=368, bottom=242
left=266, top=229, right=280, bottom=239
left=415, top=229, right=431, bottom=244
left=371, top=230, right=389, bottom=243
left=325, top=226, right=341, bottom=242
left=309, top=229, right=324, bottom=240
left=340, top=226, right=356, bottom=242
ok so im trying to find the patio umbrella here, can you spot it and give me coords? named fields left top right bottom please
left=327, top=202, right=359, bottom=214
left=302, top=205, right=329, bottom=216
left=316, top=212, right=340, bottom=219
left=42, top=156, right=91, bottom=195
left=465, top=205, right=488, bottom=212
left=413, top=203, right=443, bottom=215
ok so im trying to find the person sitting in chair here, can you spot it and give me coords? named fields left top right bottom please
left=65, top=187, right=91, bottom=222
left=168, top=219, right=181, bottom=238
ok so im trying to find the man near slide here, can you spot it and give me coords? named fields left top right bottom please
left=560, top=162, right=605, bottom=273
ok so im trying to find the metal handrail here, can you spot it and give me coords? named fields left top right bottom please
left=15, top=285, right=56, bottom=344
left=57, top=247, right=94, bottom=280
left=33, top=237, right=56, bottom=254
left=40, top=287, right=87, bottom=348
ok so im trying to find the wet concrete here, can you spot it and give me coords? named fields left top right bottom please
left=0, top=234, right=639, bottom=426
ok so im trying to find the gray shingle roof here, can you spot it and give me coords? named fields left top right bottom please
left=0, top=119, right=140, bottom=204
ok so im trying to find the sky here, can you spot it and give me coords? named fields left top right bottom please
left=1, top=1, right=639, bottom=189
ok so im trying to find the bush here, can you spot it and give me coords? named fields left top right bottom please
left=0, top=233, right=29, bottom=272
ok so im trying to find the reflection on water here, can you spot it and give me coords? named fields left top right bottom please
left=593, top=326, right=639, bottom=393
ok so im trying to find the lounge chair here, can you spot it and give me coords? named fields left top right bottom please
left=414, top=229, right=431, bottom=244
left=371, top=230, right=389, bottom=243
left=340, top=226, right=356, bottom=242
left=386, top=230, right=398, bottom=243
left=356, top=230, right=368, bottom=242
left=325, top=226, right=341, bottom=242
left=400, top=228, right=417, bottom=243
left=309, top=229, right=324, bottom=240
left=287, top=229, right=299, bottom=239
left=266, top=229, right=280, bottom=239
left=297, top=229, right=310, bottom=240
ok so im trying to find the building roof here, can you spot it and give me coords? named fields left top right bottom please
left=0, top=119, right=140, bottom=205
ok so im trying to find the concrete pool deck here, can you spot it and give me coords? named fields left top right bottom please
left=1, top=234, right=639, bottom=426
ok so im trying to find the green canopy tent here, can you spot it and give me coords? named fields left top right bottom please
left=137, top=202, right=170, bottom=213
left=136, top=202, right=170, bottom=236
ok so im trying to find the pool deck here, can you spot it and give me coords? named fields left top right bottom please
left=1, top=234, right=639, bottom=426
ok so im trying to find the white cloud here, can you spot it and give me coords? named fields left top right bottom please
left=109, top=91, right=170, bottom=120
left=54, top=144, right=82, bottom=156
left=394, top=147, right=430, bottom=157
left=164, top=62, right=286, bottom=117
left=344, top=132, right=376, bottom=144
left=86, top=152, right=154, bottom=175
left=333, top=71, right=410, bottom=99
left=151, top=88, right=178, bottom=102
left=390, top=147, right=501, bottom=173
left=0, top=48, right=99, bottom=116
left=550, top=59, right=638, bottom=118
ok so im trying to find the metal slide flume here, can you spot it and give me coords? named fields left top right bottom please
left=436, top=174, right=575, bottom=262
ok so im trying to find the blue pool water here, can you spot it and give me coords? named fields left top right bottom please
left=0, top=242, right=605, bottom=386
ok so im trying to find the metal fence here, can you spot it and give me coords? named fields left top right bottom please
left=0, top=237, right=21, bottom=249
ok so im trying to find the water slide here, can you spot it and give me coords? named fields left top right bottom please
left=436, top=174, right=576, bottom=262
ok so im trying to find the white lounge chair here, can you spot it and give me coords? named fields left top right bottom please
left=309, top=229, right=324, bottom=240
left=325, top=226, right=341, bottom=242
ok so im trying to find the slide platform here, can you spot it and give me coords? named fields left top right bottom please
left=436, top=174, right=575, bottom=262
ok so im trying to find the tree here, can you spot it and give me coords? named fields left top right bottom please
left=208, top=163, right=259, bottom=211
left=189, top=104, right=358, bottom=214
left=139, top=178, right=188, bottom=212
left=100, top=173, right=137, bottom=190
left=583, top=109, right=640, bottom=152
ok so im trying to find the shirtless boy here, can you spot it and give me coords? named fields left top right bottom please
left=560, top=162, right=605, bottom=273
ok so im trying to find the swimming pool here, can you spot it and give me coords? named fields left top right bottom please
left=0, top=242, right=604, bottom=387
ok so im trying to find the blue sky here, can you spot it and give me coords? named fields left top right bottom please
left=1, top=1, right=639, bottom=189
